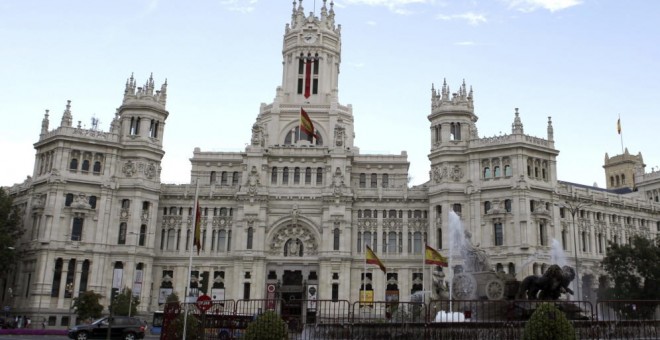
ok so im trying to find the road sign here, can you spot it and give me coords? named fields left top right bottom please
left=196, top=294, right=212, bottom=312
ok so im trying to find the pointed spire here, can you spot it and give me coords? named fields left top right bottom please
left=41, top=109, right=50, bottom=135
left=60, top=100, right=73, bottom=127
left=511, top=108, right=523, bottom=134
left=547, top=116, right=554, bottom=141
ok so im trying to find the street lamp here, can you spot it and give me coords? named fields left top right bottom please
left=65, top=282, right=74, bottom=326
left=559, top=200, right=592, bottom=301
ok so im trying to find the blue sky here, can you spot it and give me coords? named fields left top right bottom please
left=1, top=0, right=659, bottom=188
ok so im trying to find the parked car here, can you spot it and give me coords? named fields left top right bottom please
left=67, top=316, right=145, bottom=340
left=0, top=317, right=16, bottom=329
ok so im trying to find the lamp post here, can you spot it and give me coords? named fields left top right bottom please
left=127, top=230, right=151, bottom=317
left=559, top=200, right=592, bottom=301
left=65, top=282, right=74, bottom=327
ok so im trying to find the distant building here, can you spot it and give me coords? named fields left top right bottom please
left=4, top=1, right=659, bottom=326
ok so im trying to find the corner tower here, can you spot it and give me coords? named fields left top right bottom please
left=603, top=149, right=645, bottom=190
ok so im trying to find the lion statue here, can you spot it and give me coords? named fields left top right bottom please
left=517, top=265, right=575, bottom=300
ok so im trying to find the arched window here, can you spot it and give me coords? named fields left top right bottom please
left=93, top=161, right=102, bottom=173
left=484, top=167, right=491, bottom=178
left=220, top=172, right=228, bottom=186
left=370, top=173, right=377, bottom=188
left=294, top=167, right=301, bottom=184
left=484, top=201, right=491, bottom=213
left=271, top=167, right=278, bottom=184
left=504, top=199, right=512, bottom=213
left=504, top=165, right=512, bottom=177
left=81, top=160, right=90, bottom=172
left=89, top=196, right=97, bottom=209
left=65, top=193, right=74, bottom=207
left=232, top=172, right=239, bottom=186
left=69, top=158, right=78, bottom=170
left=210, top=171, right=217, bottom=184
left=282, top=167, right=289, bottom=184
left=316, top=167, right=323, bottom=185
left=139, top=224, right=147, bottom=246
left=494, top=166, right=501, bottom=177
left=382, top=174, right=389, bottom=188
left=121, top=199, right=130, bottom=209
left=51, top=258, right=63, bottom=297
left=305, top=167, right=312, bottom=184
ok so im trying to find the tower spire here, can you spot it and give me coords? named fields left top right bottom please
left=60, top=100, right=73, bottom=127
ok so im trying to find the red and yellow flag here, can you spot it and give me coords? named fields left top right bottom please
left=194, top=200, right=202, bottom=255
left=300, top=108, right=317, bottom=140
left=425, top=244, right=448, bottom=267
left=365, top=245, right=386, bottom=273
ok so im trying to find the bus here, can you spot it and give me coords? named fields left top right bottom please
left=151, top=311, right=164, bottom=335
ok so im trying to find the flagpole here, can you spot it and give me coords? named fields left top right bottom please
left=362, top=247, right=366, bottom=304
left=183, top=178, right=200, bottom=340
left=619, top=114, right=624, bottom=154
left=422, top=244, right=426, bottom=300
left=297, top=108, right=301, bottom=144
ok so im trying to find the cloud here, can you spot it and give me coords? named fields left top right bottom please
left=502, top=0, right=582, bottom=12
left=343, top=0, right=434, bottom=14
left=220, top=0, right=258, bottom=13
left=366, top=20, right=378, bottom=26
left=436, top=12, right=487, bottom=25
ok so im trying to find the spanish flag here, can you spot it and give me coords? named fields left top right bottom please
left=365, top=245, right=386, bottom=273
left=425, top=244, right=448, bottom=267
left=617, top=118, right=622, bottom=135
left=194, top=200, right=202, bottom=255
left=300, top=108, right=317, bottom=141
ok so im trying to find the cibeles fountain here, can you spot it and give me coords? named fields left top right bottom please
left=431, top=211, right=578, bottom=322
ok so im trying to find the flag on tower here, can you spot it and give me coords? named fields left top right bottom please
left=617, top=118, right=622, bottom=135
left=425, top=244, right=448, bottom=267
left=300, top=108, right=317, bottom=140
left=365, top=245, right=386, bottom=273
left=194, top=200, right=202, bottom=255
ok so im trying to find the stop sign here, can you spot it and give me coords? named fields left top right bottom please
left=196, top=294, right=212, bottom=312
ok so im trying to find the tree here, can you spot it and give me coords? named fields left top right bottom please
left=111, top=288, right=139, bottom=316
left=0, top=188, right=23, bottom=275
left=244, top=311, right=288, bottom=340
left=73, top=290, right=104, bottom=322
left=522, top=303, right=576, bottom=340
left=601, top=235, right=660, bottom=300
left=166, top=292, right=180, bottom=304
left=167, top=311, right=202, bottom=340
left=600, top=235, right=660, bottom=318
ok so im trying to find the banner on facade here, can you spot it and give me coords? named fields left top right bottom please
left=266, top=284, right=277, bottom=310
left=211, top=288, right=225, bottom=301
left=359, top=290, right=373, bottom=307
left=307, top=285, right=318, bottom=311
left=158, top=288, right=173, bottom=304
left=112, top=269, right=123, bottom=289
left=132, top=270, right=143, bottom=297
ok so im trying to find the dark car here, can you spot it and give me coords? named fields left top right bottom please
left=67, top=316, right=145, bottom=340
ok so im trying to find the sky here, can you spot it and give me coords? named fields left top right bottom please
left=1, top=0, right=659, bottom=188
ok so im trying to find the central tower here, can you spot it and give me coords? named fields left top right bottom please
left=253, top=0, right=354, bottom=150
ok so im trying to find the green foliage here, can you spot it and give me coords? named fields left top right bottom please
left=73, top=290, right=104, bottom=322
left=111, top=288, right=140, bottom=316
left=0, top=188, right=23, bottom=275
left=601, top=235, right=660, bottom=300
left=166, top=292, right=180, bottom=304
left=168, top=311, right=202, bottom=340
left=523, top=303, right=576, bottom=340
left=244, top=311, right=288, bottom=340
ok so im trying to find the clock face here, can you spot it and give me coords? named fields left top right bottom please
left=303, top=33, right=317, bottom=44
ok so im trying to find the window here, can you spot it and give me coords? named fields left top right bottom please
left=118, top=223, right=127, bottom=244
left=221, top=172, right=228, bottom=186
left=484, top=201, right=491, bottom=214
left=316, top=167, right=323, bottom=185
left=65, top=193, right=74, bottom=207
left=69, top=158, right=78, bottom=170
left=494, top=166, right=501, bottom=177
left=80, top=260, right=90, bottom=291
left=333, top=228, right=340, bottom=250
left=437, top=228, right=442, bottom=249
left=210, top=171, right=217, bottom=184
left=332, top=283, right=339, bottom=301
left=484, top=167, right=491, bottom=178
left=413, top=232, right=422, bottom=254
left=370, top=173, right=377, bottom=188
left=246, top=227, right=254, bottom=250
left=121, top=199, right=130, bottom=209
left=81, top=160, right=90, bottom=172
left=294, top=167, right=301, bottom=184
left=504, top=165, right=512, bottom=177
left=452, top=203, right=462, bottom=214
left=271, top=167, right=278, bottom=184
left=232, top=172, right=239, bottom=186
left=382, top=174, right=389, bottom=188
left=139, top=225, right=147, bottom=246
left=539, top=223, right=546, bottom=246
left=89, top=196, right=97, bottom=209
left=51, top=258, right=63, bottom=297
left=359, top=173, right=366, bottom=188
left=504, top=199, right=512, bottom=213
left=494, top=223, right=503, bottom=246
left=282, top=167, right=289, bottom=184
left=305, top=167, right=312, bottom=184
left=218, top=230, right=227, bottom=252
left=72, top=217, right=84, bottom=241
left=243, top=282, right=251, bottom=300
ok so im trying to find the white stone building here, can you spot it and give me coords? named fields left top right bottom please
left=4, top=1, right=660, bottom=327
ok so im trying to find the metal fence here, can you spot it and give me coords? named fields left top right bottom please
left=161, top=299, right=660, bottom=340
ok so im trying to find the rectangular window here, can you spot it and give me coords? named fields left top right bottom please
left=494, top=223, right=503, bottom=246
left=539, top=223, right=546, bottom=246
left=333, top=227, right=340, bottom=251
left=332, top=283, right=339, bottom=301
left=72, top=217, right=84, bottom=241
left=243, top=282, right=251, bottom=300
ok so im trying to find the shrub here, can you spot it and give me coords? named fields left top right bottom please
left=167, top=311, right=202, bottom=340
left=523, top=303, right=576, bottom=340
left=243, top=311, right=287, bottom=340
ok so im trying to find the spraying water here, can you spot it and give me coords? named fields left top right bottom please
left=447, top=210, right=466, bottom=310
left=550, top=239, right=568, bottom=268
